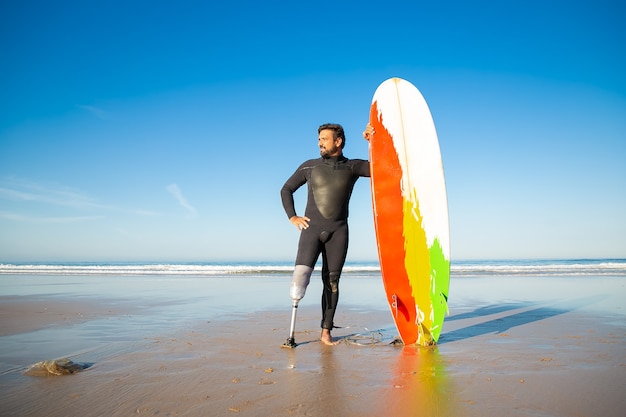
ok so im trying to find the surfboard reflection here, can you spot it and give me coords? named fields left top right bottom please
left=386, top=345, right=454, bottom=416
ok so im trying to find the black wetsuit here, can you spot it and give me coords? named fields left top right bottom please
left=281, top=155, right=370, bottom=329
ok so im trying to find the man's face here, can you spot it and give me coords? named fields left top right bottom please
left=318, top=129, right=342, bottom=157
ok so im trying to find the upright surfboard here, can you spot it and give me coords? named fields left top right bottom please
left=369, top=77, right=450, bottom=346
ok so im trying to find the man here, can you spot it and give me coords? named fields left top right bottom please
left=281, top=123, right=373, bottom=345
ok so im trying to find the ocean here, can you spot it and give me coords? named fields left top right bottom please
left=1, top=258, right=625, bottom=277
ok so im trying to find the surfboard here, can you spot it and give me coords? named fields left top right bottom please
left=368, top=77, right=450, bottom=346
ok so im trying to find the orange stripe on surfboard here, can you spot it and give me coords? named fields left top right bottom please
left=369, top=101, right=419, bottom=345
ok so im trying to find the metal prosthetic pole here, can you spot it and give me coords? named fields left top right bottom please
left=282, top=265, right=313, bottom=349
left=282, top=300, right=299, bottom=348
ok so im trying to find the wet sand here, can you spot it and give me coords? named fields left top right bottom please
left=0, top=274, right=624, bottom=416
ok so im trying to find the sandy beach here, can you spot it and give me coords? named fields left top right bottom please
left=0, top=273, right=624, bottom=417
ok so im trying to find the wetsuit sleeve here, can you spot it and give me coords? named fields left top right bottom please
left=355, top=159, right=370, bottom=178
left=280, top=163, right=308, bottom=219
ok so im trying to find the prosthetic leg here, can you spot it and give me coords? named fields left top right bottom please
left=282, top=265, right=313, bottom=348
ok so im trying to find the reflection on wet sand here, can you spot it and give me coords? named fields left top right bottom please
left=385, top=345, right=454, bottom=416
left=283, top=345, right=347, bottom=415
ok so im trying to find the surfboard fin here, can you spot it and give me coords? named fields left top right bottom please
left=417, top=321, right=437, bottom=346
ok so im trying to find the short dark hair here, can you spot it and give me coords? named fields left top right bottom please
left=318, top=123, right=345, bottom=149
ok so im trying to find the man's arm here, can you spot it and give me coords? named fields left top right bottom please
left=280, top=166, right=310, bottom=231
left=356, top=123, right=375, bottom=177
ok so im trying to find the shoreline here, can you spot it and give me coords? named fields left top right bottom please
left=0, top=274, right=624, bottom=416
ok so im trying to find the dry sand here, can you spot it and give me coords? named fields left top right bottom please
left=0, top=276, right=624, bottom=417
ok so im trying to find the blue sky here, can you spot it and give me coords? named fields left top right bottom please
left=1, top=0, right=624, bottom=262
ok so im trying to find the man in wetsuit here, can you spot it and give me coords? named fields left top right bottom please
left=281, top=123, right=372, bottom=345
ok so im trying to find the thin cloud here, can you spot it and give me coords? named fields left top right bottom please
left=166, top=184, right=197, bottom=216
left=0, top=177, right=158, bottom=216
left=131, top=209, right=161, bottom=217
left=0, top=211, right=103, bottom=223
left=78, top=104, right=109, bottom=120
left=0, top=179, right=105, bottom=209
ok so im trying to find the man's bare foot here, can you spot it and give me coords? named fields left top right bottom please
left=320, top=329, right=338, bottom=346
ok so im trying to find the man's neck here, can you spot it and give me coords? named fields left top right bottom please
left=323, top=152, right=343, bottom=160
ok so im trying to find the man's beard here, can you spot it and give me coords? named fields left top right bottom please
left=320, top=146, right=337, bottom=157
